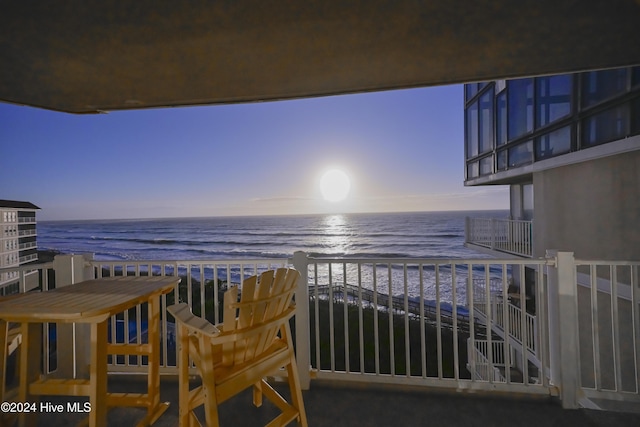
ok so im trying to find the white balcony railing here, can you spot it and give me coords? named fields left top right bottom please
left=86, top=255, right=551, bottom=396
left=495, top=301, right=537, bottom=355
left=465, top=217, right=533, bottom=257
left=3, top=252, right=639, bottom=411
left=18, top=253, right=38, bottom=264
left=467, top=339, right=507, bottom=382
left=19, top=241, right=37, bottom=250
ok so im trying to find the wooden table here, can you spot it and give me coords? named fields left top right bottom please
left=0, top=276, right=180, bottom=427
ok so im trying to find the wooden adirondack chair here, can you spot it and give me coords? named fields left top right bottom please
left=1, top=295, right=23, bottom=427
left=167, top=268, right=308, bottom=427
left=1, top=295, right=23, bottom=400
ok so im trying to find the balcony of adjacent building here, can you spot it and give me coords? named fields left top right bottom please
left=2, top=251, right=639, bottom=426
left=464, top=217, right=533, bottom=258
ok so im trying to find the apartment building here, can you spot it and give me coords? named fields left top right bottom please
left=462, top=66, right=640, bottom=406
left=464, top=66, right=640, bottom=261
left=0, top=199, right=40, bottom=294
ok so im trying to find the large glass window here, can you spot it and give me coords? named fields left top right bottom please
left=466, top=101, right=479, bottom=158
left=582, top=69, right=628, bottom=107
left=536, top=75, right=572, bottom=128
left=467, top=161, right=479, bottom=179
left=535, top=126, right=572, bottom=160
left=496, top=91, right=507, bottom=146
left=582, top=104, right=629, bottom=146
left=479, top=89, right=494, bottom=154
left=508, top=140, right=533, bottom=167
left=497, top=150, right=507, bottom=171
left=508, top=79, right=534, bottom=140
left=479, top=156, right=493, bottom=175
left=465, top=84, right=478, bottom=102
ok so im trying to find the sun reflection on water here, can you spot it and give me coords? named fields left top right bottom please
left=322, top=214, right=352, bottom=255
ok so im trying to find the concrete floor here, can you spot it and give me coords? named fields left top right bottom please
left=8, top=378, right=640, bottom=427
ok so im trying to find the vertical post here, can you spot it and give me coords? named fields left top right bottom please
left=464, top=217, right=469, bottom=243
left=291, top=251, right=311, bottom=389
left=490, top=218, right=496, bottom=250
left=52, top=254, right=89, bottom=379
left=546, top=250, right=580, bottom=408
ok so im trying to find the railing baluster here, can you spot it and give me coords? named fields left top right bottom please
left=435, top=263, right=442, bottom=379
left=452, top=263, right=459, bottom=380
left=611, top=265, right=621, bottom=392
left=328, top=263, right=335, bottom=372
left=373, top=263, right=380, bottom=375
left=387, top=263, right=395, bottom=376
left=632, top=265, right=640, bottom=394
left=358, top=263, right=365, bottom=374
left=587, top=264, right=599, bottom=390
left=404, top=263, right=410, bottom=377
left=313, top=263, right=320, bottom=373
left=485, top=264, right=493, bottom=384
left=419, top=263, right=426, bottom=378
left=343, top=262, right=350, bottom=373
left=519, top=265, right=528, bottom=384
left=467, top=263, right=476, bottom=382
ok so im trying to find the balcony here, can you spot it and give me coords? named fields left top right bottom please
left=2, top=252, right=640, bottom=425
left=17, top=229, right=37, bottom=238
left=465, top=217, right=533, bottom=258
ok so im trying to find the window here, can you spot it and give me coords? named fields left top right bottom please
left=536, top=75, right=572, bottom=128
left=508, top=79, right=534, bottom=140
left=582, top=69, right=628, bottom=107
left=465, top=84, right=478, bottom=102
left=535, top=126, right=572, bottom=160
left=508, top=140, right=533, bottom=167
left=467, top=161, right=479, bottom=179
left=582, top=104, right=629, bottom=147
left=479, top=156, right=493, bottom=175
left=479, top=89, right=494, bottom=153
left=633, top=67, right=640, bottom=88
left=496, top=91, right=507, bottom=146
left=466, top=101, right=479, bottom=158
left=497, top=150, right=507, bottom=171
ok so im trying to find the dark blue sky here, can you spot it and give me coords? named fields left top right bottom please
left=0, top=84, right=508, bottom=220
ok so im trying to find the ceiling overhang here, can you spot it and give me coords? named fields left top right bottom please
left=1, top=0, right=639, bottom=114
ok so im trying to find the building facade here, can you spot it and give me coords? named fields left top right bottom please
left=464, top=66, right=640, bottom=261
left=463, top=67, right=640, bottom=405
left=0, top=200, right=40, bottom=294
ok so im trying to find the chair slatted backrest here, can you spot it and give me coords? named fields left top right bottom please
left=220, top=268, right=299, bottom=367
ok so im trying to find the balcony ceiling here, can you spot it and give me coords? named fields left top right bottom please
left=1, top=1, right=639, bottom=114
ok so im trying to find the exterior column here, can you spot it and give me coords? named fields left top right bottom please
left=291, top=251, right=311, bottom=389
left=546, top=250, right=580, bottom=409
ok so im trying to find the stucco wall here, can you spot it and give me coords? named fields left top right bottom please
left=533, top=150, right=640, bottom=261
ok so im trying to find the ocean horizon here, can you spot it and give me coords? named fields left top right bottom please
left=38, top=210, right=509, bottom=262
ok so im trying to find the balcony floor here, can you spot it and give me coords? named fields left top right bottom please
left=19, top=377, right=640, bottom=427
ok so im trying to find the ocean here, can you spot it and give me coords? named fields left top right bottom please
left=38, top=210, right=508, bottom=262
left=38, top=210, right=509, bottom=303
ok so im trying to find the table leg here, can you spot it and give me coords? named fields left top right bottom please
left=0, top=319, right=8, bottom=402
left=18, top=323, right=40, bottom=427
left=136, top=295, right=169, bottom=427
left=89, top=321, right=108, bottom=427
